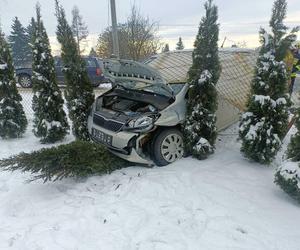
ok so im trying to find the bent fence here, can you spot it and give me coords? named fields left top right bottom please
left=19, top=87, right=108, bottom=120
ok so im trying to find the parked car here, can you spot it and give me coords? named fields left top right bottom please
left=16, top=56, right=105, bottom=88
left=88, top=59, right=187, bottom=166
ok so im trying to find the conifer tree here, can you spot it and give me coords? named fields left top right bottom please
left=162, top=44, right=170, bottom=53
left=8, top=17, right=31, bottom=67
left=71, top=5, right=89, bottom=54
left=286, top=111, right=300, bottom=162
left=0, top=28, right=27, bottom=139
left=89, top=47, right=97, bottom=57
left=239, top=0, right=298, bottom=164
left=26, top=18, right=36, bottom=46
left=31, top=4, right=69, bottom=143
left=176, top=37, right=184, bottom=50
left=55, top=0, right=94, bottom=141
left=183, top=0, right=221, bottom=159
left=26, top=18, right=36, bottom=40
left=25, top=18, right=36, bottom=65
left=275, top=108, right=300, bottom=203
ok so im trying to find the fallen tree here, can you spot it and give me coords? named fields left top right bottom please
left=0, top=141, right=130, bottom=183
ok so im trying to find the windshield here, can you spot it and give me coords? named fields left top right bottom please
left=117, top=81, right=173, bottom=97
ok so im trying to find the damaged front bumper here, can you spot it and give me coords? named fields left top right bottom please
left=88, top=116, right=153, bottom=165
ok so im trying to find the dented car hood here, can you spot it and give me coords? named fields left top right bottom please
left=102, top=59, right=174, bottom=97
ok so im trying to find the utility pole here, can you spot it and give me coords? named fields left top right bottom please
left=221, top=37, right=227, bottom=48
left=110, top=0, right=120, bottom=59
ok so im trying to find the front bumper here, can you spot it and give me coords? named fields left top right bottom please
left=88, top=116, right=153, bottom=165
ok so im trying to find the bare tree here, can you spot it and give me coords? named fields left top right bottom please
left=71, top=6, right=89, bottom=54
left=125, top=6, right=161, bottom=60
left=96, top=5, right=161, bottom=61
left=97, top=25, right=130, bottom=59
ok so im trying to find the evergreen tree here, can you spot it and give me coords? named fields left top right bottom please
left=0, top=141, right=129, bottom=183
left=26, top=18, right=36, bottom=46
left=71, top=5, right=89, bottom=54
left=162, top=43, right=170, bottom=53
left=55, top=0, right=94, bottom=141
left=286, top=111, right=300, bottom=162
left=31, top=4, right=69, bottom=144
left=0, top=28, right=27, bottom=139
left=8, top=17, right=31, bottom=67
left=183, top=0, right=221, bottom=160
left=275, top=108, right=300, bottom=203
left=25, top=17, right=36, bottom=65
left=176, top=37, right=184, bottom=50
left=89, top=47, right=97, bottom=57
left=239, top=0, right=298, bottom=164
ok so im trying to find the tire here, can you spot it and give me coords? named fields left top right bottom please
left=152, top=128, right=184, bottom=166
left=18, top=74, right=32, bottom=88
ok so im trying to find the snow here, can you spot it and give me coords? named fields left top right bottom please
left=245, top=121, right=264, bottom=140
left=98, top=83, right=112, bottom=89
left=262, top=30, right=269, bottom=46
left=194, top=137, right=212, bottom=152
left=0, top=63, right=8, bottom=70
left=276, top=97, right=287, bottom=105
left=198, top=70, right=212, bottom=85
left=278, top=161, right=300, bottom=180
left=0, top=124, right=300, bottom=249
left=254, top=95, right=276, bottom=107
left=41, top=119, right=62, bottom=130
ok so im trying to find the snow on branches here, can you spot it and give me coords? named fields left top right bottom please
left=31, top=4, right=69, bottom=143
left=55, top=0, right=94, bottom=141
left=239, top=0, right=295, bottom=164
left=0, top=34, right=27, bottom=138
left=275, top=108, right=300, bottom=203
left=184, top=0, right=220, bottom=160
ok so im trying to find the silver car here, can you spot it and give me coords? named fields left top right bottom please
left=88, top=59, right=188, bottom=166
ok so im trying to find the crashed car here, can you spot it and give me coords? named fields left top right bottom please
left=88, top=59, right=188, bottom=166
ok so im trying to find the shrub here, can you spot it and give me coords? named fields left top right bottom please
left=275, top=161, right=300, bottom=203
left=275, top=109, right=300, bottom=203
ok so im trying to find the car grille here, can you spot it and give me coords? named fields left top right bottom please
left=93, top=113, right=124, bottom=132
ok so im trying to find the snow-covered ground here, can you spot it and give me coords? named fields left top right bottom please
left=0, top=122, right=300, bottom=250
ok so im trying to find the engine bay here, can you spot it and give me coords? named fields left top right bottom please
left=102, top=95, right=158, bottom=117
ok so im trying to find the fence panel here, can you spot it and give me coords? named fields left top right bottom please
left=19, top=87, right=109, bottom=120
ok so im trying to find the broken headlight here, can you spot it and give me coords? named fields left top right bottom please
left=126, top=116, right=155, bottom=132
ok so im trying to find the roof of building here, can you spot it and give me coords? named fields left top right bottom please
left=146, top=48, right=258, bottom=110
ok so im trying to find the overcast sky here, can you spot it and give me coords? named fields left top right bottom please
left=0, top=0, right=299, bottom=51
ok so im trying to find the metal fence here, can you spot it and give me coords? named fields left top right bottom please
left=19, top=87, right=109, bottom=120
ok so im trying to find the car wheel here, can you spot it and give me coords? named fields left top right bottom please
left=152, top=128, right=184, bottom=166
left=18, top=74, right=32, bottom=88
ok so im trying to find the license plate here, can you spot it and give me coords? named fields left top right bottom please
left=92, top=128, right=113, bottom=146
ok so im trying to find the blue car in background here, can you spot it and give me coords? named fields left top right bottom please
left=16, top=56, right=105, bottom=88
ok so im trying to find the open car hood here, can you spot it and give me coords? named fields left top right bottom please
left=102, top=59, right=174, bottom=97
